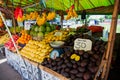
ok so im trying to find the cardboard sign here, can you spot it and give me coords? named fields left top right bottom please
left=24, top=20, right=36, bottom=30
left=74, top=38, right=92, bottom=51
left=6, top=19, right=12, bottom=27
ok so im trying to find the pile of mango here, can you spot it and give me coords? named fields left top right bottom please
left=20, top=40, right=53, bottom=63
left=43, top=30, right=69, bottom=43
left=0, top=33, right=9, bottom=45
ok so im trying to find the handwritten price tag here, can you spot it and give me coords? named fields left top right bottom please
left=24, top=21, right=31, bottom=30
left=74, top=38, right=92, bottom=51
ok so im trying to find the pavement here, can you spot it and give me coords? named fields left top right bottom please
left=0, top=52, right=22, bottom=80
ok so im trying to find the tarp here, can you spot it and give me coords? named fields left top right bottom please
left=46, top=0, right=114, bottom=11
left=1, top=0, right=115, bottom=14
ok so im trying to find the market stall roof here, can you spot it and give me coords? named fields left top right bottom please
left=0, top=0, right=119, bottom=14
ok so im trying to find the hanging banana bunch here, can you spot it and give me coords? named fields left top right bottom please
left=72, top=9, right=78, bottom=18
left=36, top=12, right=47, bottom=26
left=25, top=11, right=39, bottom=20
left=17, top=15, right=25, bottom=22
left=65, top=5, right=78, bottom=20
left=31, top=11, right=39, bottom=20
left=47, top=11, right=56, bottom=21
left=25, top=14, right=31, bottom=20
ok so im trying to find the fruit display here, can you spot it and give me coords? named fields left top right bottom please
left=20, top=29, right=69, bottom=63
left=65, top=5, right=78, bottom=20
left=36, top=11, right=56, bottom=26
left=88, top=26, right=104, bottom=38
left=47, top=11, right=56, bottom=21
left=16, top=11, right=39, bottom=22
left=9, top=26, right=23, bottom=34
left=76, top=27, right=90, bottom=33
left=16, top=30, right=32, bottom=44
left=42, top=34, right=107, bottom=80
left=20, top=40, right=53, bottom=63
left=30, top=23, right=56, bottom=40
left=4, top=35, right=19, bottom=51
left=43, top=30, right=69, bottom=43
left=36, top=13, right=46, bottom=26
left=30, top=25, right=44, bottom=38
left=88, top=26, right=104, bottom=33
left=0, top=33, right=10, bottom=45
left=21, top=11, right=56, bottom=26
left=25, top=11, right=39, bottom=20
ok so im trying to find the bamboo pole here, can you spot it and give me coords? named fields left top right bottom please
left=94, top=52, right=106, bottom=80
left=104, top=0, right=120, bottom=80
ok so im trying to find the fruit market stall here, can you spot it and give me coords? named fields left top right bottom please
left=0, top=14, right=108, bottom=80
left=0, top=0, right=120, bottom=80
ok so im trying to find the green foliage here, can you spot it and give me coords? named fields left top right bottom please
left=118, top=15, right=120, bottom=19
left=105, top=15, right=120, bottom=19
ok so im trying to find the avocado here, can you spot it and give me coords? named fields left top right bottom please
left=70, top=69, right=78, bottom=74
left=83, top=72, right=91, bottom=80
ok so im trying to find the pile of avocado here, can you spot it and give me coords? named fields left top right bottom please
left=42, top=34, right=107, bottom=80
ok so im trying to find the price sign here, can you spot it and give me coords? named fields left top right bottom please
left=6, top=19, right=12, bottom=27
left=24, top=20, right=36, bottom=30
left=74, top=38, right=92, bottom=51
left=24, top=21, right=31, bottom=30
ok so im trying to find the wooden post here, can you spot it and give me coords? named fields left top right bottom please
left=12, top=8, right=16, bottom=34
left=104, top=0, right=120, bottom=80
left=8, top=8, right=16, bottom=33
left=7, top=7, right=16, bottom=33
left=60, top=11, right=64, bottom=28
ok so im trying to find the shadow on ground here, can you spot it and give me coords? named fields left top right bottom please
left=0, top=53, right=22, bottom=80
